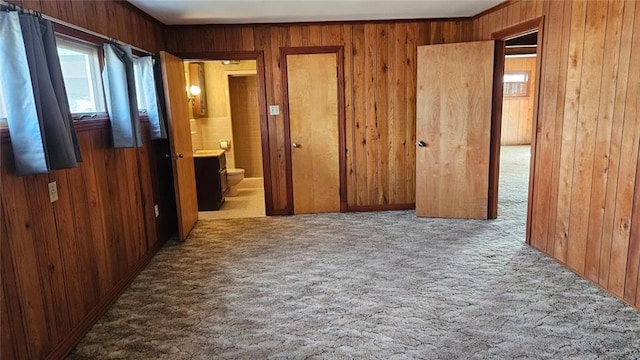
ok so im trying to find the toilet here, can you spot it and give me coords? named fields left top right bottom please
left=226, top=168, right=245, bottom=196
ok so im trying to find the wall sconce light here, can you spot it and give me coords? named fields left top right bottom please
left=187, top=85, right=201, bottom=102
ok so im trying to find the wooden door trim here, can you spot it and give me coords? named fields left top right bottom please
left=172, top=51, right=275, bottom=216
left=490, top=17, right=545, bottom=245
left=281, top=46, right=347, bottom=214
left=487, top=41, right=506, bottom=220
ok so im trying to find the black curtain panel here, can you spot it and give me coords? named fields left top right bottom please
left=0, top=12, right=82, bottom=176
left=19, top=14, right=82, bottom=169
left=102, top=43, right=142, bottom=148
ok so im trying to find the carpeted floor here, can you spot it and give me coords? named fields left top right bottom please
left=69, top=146, right=640, bottom=359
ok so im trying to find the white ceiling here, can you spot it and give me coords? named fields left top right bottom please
left=128, top=0, right=504, bottom=25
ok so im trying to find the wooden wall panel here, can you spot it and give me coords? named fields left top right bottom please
left=165, top=19, right=474, bottom=210
left=0, top=124, right=164, bottom=359
left=1, top=1, right=170, bottom=358
left=18, top=0, right=165, bottom=52
left=501, top=57, right=536, bottom=145
left=474, top=0, right=640, bottom=309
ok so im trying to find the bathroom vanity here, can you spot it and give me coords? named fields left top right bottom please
left=193, top=150, right=228, bottom=211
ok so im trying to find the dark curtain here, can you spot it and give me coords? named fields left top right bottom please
left=19, top=14, right=82, bottom=167
left=0, top=12, right=82, bottom=175
left=102, top=43, right=142, bottom=148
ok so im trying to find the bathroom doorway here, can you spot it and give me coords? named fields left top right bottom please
left=184, top=59, right=267, bottom=220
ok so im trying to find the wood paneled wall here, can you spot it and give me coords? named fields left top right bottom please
left=1, top=1, right=172, bottom=358
left=164, top=20, right=474, bottom=211
left=1, top=124, right=166, bottom=359
left=501, top=56, right=536, bottom=145
left=475, top=0, right=640, bottom=309
left=15, top=0, right=165, bottom=52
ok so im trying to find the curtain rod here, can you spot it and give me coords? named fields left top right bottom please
left=0, top=0, right=155, bottom=56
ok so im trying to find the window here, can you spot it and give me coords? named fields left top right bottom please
left=56, top=36, right=105, bottom=114
left=503, top=71, right=530, bottom=98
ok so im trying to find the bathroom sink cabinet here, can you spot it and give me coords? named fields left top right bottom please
left=194, top=152, right=227, bottom=211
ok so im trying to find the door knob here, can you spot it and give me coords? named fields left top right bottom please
left=292, top=142, right=301, bottom=148
left=166, top=153, right=185, bottom=159
left=417, top=140, right=427, bottom=147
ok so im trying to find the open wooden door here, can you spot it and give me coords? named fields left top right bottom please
left=160, top=51, right=198, bottom=240
left=415, top=41, right=502, bottom=219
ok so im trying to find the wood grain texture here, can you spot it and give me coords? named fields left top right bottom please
left=0, top=124, right=164, bottom=359
left=165, top=19, right=474, bottom=212
left=19, top=0, right=164, bottom=53
left=287, top=53, right=341, bottom=214
left=160, top=51, right=199, bottom=241
left=1, top=2, right=170, bottom=358
left=501, top=57, right=537, bottom=145
left=415, top=41, right=495, bottom=219
left=475, top=0, right=640, bottom=309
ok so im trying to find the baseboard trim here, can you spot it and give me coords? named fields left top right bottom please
left=46, top=238, right=167, bottom=360
left=346, top=203, right=416, bottom=212
left=269, top=208, right=290, bottom=216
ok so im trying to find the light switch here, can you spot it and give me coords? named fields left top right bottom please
left=48, top=182, right=58, bottom=203
left=269, top=105, right=280, bottom=116
left=154, top=204, right=160, bottom=218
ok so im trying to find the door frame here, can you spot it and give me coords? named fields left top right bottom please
left=281, top=46, right=347, bottom=214
left=490, top=17, right=545, bottom=244
left=172, top=51, right=275, bottom=216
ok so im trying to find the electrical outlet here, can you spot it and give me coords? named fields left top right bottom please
left=48, top=182, right=58, bottom=203
left=154, top=204, right=159, bottom=218
left=269, top=105, right=280, bottom=116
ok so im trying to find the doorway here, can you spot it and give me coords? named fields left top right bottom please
left=281, top=47, right=347, bottom=215
left=184, top=60, right=267, bottom=220
left=492, top=18, right=544, bottom=243
left=498, top=32, right=538, bottom=236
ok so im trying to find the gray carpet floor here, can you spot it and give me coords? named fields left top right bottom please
left=69, top=146, right=640, bottom=359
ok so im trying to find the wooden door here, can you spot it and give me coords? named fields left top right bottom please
left=415, top=41, right=497, bottom=219
left=160, top=51, right=198, bottom=240
left=286, top=53, right=340, bottom=214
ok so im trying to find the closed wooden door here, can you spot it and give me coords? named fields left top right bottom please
left=415, top=41, right=497, bottom=219
left=160, top=51, right=198, bottom=240
left=286, top=53, right=340, bottom=214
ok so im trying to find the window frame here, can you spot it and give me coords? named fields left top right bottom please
left=503, top=70, right=531, bottom=98
left=56, top=34, right=108, bottom=118
left=1, top=20, right=155, bottom=141
left=53, top=23, right=152, bottom=124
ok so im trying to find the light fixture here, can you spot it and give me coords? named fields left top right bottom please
left=189, top=85, right=201, bottom=96
left=221, top=60, right=241, bottom=65
left=187, top=85, right=201, bottom=102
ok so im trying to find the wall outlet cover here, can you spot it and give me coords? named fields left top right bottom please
left=48, top=182, right=59, bottom=203
left=269, top=105, right=280, bottom=116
